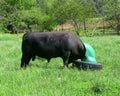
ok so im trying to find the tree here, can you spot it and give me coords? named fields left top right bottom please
left=0, top=0, right=55, bottom=33
left=52, top=0, right=94, bottom=36
left=103, top=0, right=120, bottom=34
left=91, top=0, right=105, bottom=16
left=0, top=0, right=36, bottom=33
left=52, top=0, right=68, bottom=30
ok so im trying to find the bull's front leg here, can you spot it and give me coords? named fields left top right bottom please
left=62, top=51, right=71, bottom=68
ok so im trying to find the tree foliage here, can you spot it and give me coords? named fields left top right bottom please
left=0, top=0, right=120, bottom=35
left=52, top=0, right=94, bottom=35
left=0, top=0, right=55, bottom=33
left=102, top=0, right=120, bottom=34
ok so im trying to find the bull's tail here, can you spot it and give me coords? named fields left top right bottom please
left=32, top=56, right=36, bottom=61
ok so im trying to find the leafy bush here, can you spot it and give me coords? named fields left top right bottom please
left=0, top=0, right=56, bottom=33
left=21, top=8, right=55, bottom=32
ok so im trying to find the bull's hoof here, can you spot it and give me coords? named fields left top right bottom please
left=72, top=61, right=103, bottom=70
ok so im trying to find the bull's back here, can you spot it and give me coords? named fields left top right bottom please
left=22, top=32, right=69, bottom=57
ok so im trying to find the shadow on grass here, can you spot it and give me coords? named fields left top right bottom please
left=28, top=63, right=64, bottom=70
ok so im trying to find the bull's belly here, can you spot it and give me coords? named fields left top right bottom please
left=35, top=50, right=61, bottom=59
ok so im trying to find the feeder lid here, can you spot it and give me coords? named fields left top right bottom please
left=81, top=42, right=97, bottom=63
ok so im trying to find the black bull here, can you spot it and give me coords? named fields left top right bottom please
left=21, top=32, right=86, bottom=68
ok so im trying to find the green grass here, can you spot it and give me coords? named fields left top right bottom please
left=0, top=34, right=120, bottom=96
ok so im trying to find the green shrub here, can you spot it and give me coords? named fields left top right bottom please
left=21, top=8, right=55, bottom=31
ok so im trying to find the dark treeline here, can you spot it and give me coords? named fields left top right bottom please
left=0, top=0, right=120, bottom=36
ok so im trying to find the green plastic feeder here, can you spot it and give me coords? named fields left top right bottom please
left=81, top=43, right=97, bottom=63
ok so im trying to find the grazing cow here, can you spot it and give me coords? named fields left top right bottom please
left=21, top=32, right=86, bottom=68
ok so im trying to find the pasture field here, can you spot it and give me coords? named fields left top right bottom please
left=0, top=33, right=120, bottom=96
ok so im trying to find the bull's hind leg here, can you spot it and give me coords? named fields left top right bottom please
left=21, top=44, right=33, bottom=68
left=21, top=54, right=26, bottom=68
left=62, top=51, right=71, bottom=68
left=21, top=54, right=31, bottom=68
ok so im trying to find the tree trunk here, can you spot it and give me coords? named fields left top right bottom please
left=92, top=20, right=102, bottom=36
left=116, top=19, right=120, bottom=35
left=36, top=0, right=39, bottom=4
left=62, top=24, right=63, bottom=31
left=102, top=19, right=105, bottom=35
left=83, top=20, right=88, bottom=36
left=74, top=23, right=80, bottom=36
left=72, top=19, right=80, bottom=36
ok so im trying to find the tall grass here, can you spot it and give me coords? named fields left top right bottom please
left=0, top=34, right=120, bottom=96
